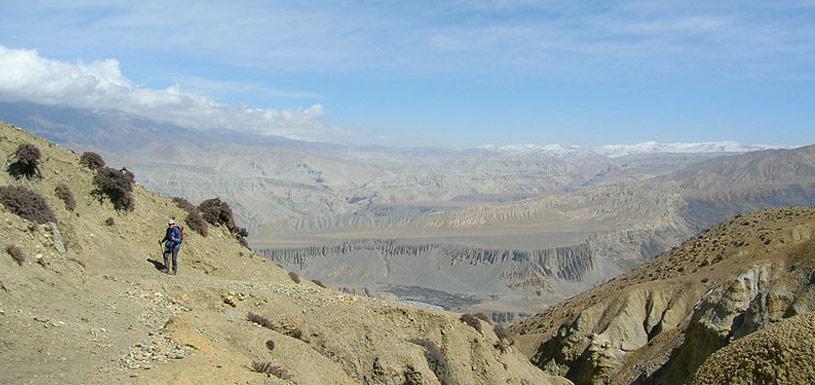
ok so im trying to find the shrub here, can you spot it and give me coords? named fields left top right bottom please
left=265, top=339, right=275, bottom=351
left=250, top=362, right=291, bottom=380
left=79, top=151, right=105, bottom=170
left=493, top=324, right=511, bottom=353
left=460, top=313, right=483, bottom=332
left=172, top=197, right=196, bottom=212
left=474, top=313, right=491, bottom=323
left=198, top=198, right=248, bottom=245
left=288, top=271, right=301, bottom=284
left=312, top=279, right=326, bottom=288
left=246, top=312, right=275, bottom=329
left=198, top=198, right=236, bottom=228
left=233, top=226, right=249, bottom=248
left=410, top=338, right=450, bottom=385
left=186, top=211, right=208, bottom=237
left=0, top=186, right=56, bottom=224
left=7, top=144, right=42, bottom=179
left=233, top=226, right=249, bottom=238
left=493, top=324, right=510, bottom=341
left=121, top=167, right=135, bottom=183
left=105, top=217, right=115, bottom=226
left=173, top=197, right=208, bottom=237
left=92, top=167, right=134, bottom=211
left=54, top=183, right=76, bottom=211
left=6, top=245, right=25, bottom=266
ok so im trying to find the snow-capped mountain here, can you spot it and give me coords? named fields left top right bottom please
left=476, top=144, right=597, bottom=158
left=476, top=141, right=788, bottom=159
left=594, top=141, right=785, bottom=158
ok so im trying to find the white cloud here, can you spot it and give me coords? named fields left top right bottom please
left=0, top=45, right=332, bottom=140
left=175, top=76, right=322, bottom=100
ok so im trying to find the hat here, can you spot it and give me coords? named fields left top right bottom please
left=168, top=219, right=176, bottom=225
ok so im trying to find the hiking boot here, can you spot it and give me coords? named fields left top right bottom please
left=160, top=269, right=169, bottom=274
left=170, top=271, right=177, bottom=275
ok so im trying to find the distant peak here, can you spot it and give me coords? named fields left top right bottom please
left=476, top=143, right=595, bottom=158
left=476, top=141, right=790, bottom=158
left=594, top=141, right=787, bottom=158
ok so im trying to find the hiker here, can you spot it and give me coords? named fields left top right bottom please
left=159, top=219, right=183, bottom=274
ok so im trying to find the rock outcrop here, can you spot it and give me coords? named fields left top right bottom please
left=689, top=313, right=815, bottom=385
left=512, top=208, right=815, bottom=385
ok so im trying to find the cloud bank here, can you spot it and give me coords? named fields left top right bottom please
left=0, top=45, right=329, bottom=140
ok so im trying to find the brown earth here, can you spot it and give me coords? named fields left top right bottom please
left=511, top=207, right=815, bottom=385
left=0, top=121, right=569, bottom=385
left=690, top=312, right=815, bottom=385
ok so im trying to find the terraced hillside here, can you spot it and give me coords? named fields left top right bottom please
left=511, top=207, right=815, bottom=385
left=0, top=121, right=570, bottom=385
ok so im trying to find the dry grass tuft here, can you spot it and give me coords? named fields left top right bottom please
left=247, top=312, right=275, bottom=329
left=6, top=245, right=25, bottom=266
left=493, top=324, right=509, bottom=341
left=410, top=338, right=451, bottom=385
left=288, top=271, right=301, bottom=284
left=54, top=183, right=76, bottom=211
left=460, top=313, right=483, bottom=332
left=250, top=361, right=292, bottom=380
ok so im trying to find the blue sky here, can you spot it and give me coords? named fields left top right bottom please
left=0, top=0, right=814, bottom=146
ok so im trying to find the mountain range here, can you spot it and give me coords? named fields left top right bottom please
left=2, top=102, right=813, bottom=323
left=2, top=121, right=813, bottom=385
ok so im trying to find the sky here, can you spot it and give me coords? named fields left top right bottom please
left=0, top=0, right=814, bottom=146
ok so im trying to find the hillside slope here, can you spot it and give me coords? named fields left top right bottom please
left=255, top=145, right=815, bottom=320
left=511, top=207, right=815, bottom=385
left=0, top=121, right=570, bottom=385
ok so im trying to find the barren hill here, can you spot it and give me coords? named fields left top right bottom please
left=0, top=121, right=570, bottom=385
left=511, top=207, right=815, bottom=385
left=254, top=146, right=815, bottom=320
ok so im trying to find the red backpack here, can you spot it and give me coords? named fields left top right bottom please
left=177, top=225, right=186, bottom=242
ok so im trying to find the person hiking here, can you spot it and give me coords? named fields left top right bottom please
left=159, top=219, right=183, bottom=275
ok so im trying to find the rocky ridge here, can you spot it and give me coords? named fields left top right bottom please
left=511, top=207, right=815, bottom=385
